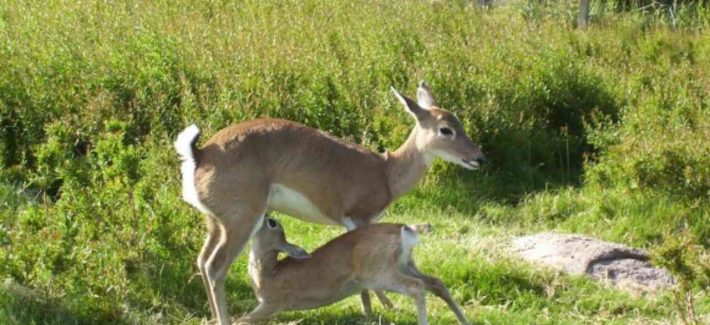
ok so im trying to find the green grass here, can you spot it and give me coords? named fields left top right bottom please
left=1, top=0, right=709, bottom=324
left=0, top=208, right=690, bottom=325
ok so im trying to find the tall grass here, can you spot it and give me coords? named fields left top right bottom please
left=0, top=0, right=708, bottom=324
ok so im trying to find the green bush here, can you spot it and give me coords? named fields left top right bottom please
left=1, top=1, right=708, bottom=323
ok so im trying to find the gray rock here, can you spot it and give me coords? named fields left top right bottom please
left=512, top=232, right=675, bottom=292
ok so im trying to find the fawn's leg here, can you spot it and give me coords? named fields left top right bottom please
left=386, top=274, right=428, bottom=325
left=236, top=302, right=280, bottom=325
left=344, top=218, right=394, bottom=313
left=360, top=290, right=373, bottom=316
left=405, top=263, right=471, bottom=325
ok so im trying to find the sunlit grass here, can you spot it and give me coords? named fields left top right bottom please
left=1, top=0, right=708, bottom=324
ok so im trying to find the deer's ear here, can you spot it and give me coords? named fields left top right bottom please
left=417, top=81, right=437, bottom=109
left=391, top=87, right=428, bottom=121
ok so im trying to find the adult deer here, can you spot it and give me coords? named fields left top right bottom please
left=175, top=82, right=485, bottom=325
left=239, top=217, right=471, bottom=325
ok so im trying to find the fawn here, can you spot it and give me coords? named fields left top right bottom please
left=239, top=217, right=471, bottom=325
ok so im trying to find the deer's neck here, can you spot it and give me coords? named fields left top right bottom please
left=384, top=128, right=433, bottom=199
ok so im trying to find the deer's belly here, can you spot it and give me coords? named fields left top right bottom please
left=267, top=184, right=337, bottom=225
left=286, top=281, right=362, bottom=311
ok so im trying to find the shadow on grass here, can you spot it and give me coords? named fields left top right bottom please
left=279, top=308, right=407, bottom=325
left=0, top=287, right=130, bottom=325
left=135, top=247, right=258, bottom=320
left=275, top=304, right=486, bottom=325
left=447, top=260, right=550, bottom=308
left=395, top=168, right=582, bottom=218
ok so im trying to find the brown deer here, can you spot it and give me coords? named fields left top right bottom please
left=239, top=217, right=471, bottom=325
left=174, top=82, right=485, bottom=325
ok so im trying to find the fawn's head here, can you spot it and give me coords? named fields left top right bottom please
left=252, top=217, right=310, bottom=260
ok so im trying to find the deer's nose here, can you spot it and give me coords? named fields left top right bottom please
left=475, top=156, right=487, bottom=165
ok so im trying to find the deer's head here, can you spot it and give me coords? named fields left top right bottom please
left=392, top=81, right=486, bottom=170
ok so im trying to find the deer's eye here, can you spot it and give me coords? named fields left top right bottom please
left=266, top=218, right=278, bottom=229
left=439, top=127, right=454, bottom=136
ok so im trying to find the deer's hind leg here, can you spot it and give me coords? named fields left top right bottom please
left=197, top=215, right=221, bottom=319
left=204, top=183, right=270, bottom=325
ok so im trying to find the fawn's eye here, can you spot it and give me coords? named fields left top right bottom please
left=267, top=218, right=278, bottom=229
left=439, top=127, right=453, bottom=136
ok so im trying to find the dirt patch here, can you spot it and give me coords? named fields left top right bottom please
left=512, top=232, right=675, bottom=292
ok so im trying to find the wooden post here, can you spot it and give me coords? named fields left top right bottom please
left=578, top=0, right=590, bottom=28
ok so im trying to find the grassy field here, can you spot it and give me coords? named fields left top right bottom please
left=1, top=0, right=708, bottom=324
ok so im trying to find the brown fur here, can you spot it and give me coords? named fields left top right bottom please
left=241, top=219, right=471, bottom=325
left=196, top=118, right=391, bottom=224
left=175, top=83, right=485, bottom=325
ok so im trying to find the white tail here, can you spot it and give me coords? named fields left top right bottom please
left=239, top=218, right=471, bottom=325
left=175, top=83, right=485, bottom=325
left=174, top=124, right=212, bottom=215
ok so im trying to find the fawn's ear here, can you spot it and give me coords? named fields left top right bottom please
left=280, top=242, right=311, bottom=259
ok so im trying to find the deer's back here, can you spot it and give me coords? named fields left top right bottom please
left=193, top=118, right=392, bottom=222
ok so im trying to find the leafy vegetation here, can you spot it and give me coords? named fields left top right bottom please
left=1, top=0, right=708, bottom=324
